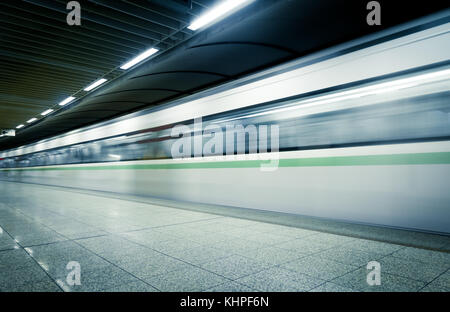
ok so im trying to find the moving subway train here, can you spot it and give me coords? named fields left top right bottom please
left=1, top=22, right=450, bottom=234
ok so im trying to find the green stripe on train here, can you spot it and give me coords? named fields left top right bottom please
left=2, top=152, right=450, bottom=171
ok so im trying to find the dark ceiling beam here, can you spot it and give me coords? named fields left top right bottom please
left=0, top=84, right=77, bottom=98
left=23, top=0, right=164, bottom=43
left=0, top=13, right=143, bottom=55
left=91, top=0, right=186, bottom=32
left=0, top=23, right=135, bottom=59
left=0, top=34, right=126, bottom=67
left=0, top=58, right=100, bottom=78
left=0, top=72, right=89, bottom=88
left=2, top=46, right=111, bottom=73
left=0, top=94, right=60, bottom=107
left=0, top=74, right=78, bottom=88
left=0, top=79, right=94, bottom=95
left=0, top=39, right=118, bottom=70
left=0, top=4, right=149, bottom=52
left=79, top=0, right=186, bottom=41
left=0, top=104, right=48, bottom=113
left=123, top=0, right=192, bottom=24
left=0, top=85, right=80, bottom=99
left=192, top=0, right=208, bottom=8
left=184, top=0, right=213, bottom=17
left=0, top=50, right=103, bottom=75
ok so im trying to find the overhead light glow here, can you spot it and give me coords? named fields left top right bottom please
left=27, top=118, right=37, bottom=123
left=188, top=0, right=253, bottom=31
left=16, top=124, right=24, bottom=129
left=84, top=78, right=107, bottom=91
left=59, top=96, right=76, bottom=106
left=41, top=109, right=54, bottom=116
left=120, top=48, right=159, bottom=70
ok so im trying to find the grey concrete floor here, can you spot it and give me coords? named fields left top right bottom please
left=0, top=181, right=449, bottom=292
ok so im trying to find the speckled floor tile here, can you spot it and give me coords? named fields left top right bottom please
left=243, top=233, right=294, bottom=245
left=12, top=231, right=67, bottom=247
left=0, top=233, right=19, bottom=251
left=6, top=279, right=62, bottom=292
left=200, top=255, right=271, bottom=279
left=0, top=262, right=50, bottom=290
left=56, top=264, right=138, bottom=292
left=204, top=281, right=257, bottom=292
left=0, top=248, right=36, bottom=271
left=277, top=238, right=332, bottom=254
left=316, top=246, right=384, bottom=267
left=281, top=255, right=358, bottom=281
left=144, top=266, right=228, bottom=292
left=115, top=253, right=194, bottom=279
left=102, top=280, right=159, bottom=292
left=390, top=247, right=450, bottom=266
left=24, top=241, right=112, bottom=280
left=419, top=271, right=450, bottom=292
left=342, top=239, right=404, bottom=256
left=265, top=226, right=320, bottom=238
left=210, top=239, right=268, bottom=254
left=306, top=233, right=356, bottom=246
left=237, top=246, right=306, bottom=265
left=235, top=267, right=324, bottom=292
left=168, top=246, right=231, bottom=265
left=379, top=256, right=448, bottom=283
left=332, top=267, right=426, bottom=292
left=309, top=282, right=356, bottom=292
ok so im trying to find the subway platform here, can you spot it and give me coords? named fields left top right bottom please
left=0, top=181, right=449, bottom=292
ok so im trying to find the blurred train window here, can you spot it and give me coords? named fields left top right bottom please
left=1, top=70, right=449, bottom=168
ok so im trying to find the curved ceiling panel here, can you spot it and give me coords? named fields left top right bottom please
left=111, top=72, right=226, bottom=93
left=131, top=43, right=292, bottom=78
left=195, top=1, right=365, bottom=54
left=69, top=101, right=148, bottom=112
left=90, top=89, right=179, bottom=104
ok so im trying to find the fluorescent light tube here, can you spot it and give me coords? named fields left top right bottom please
left=120, top=48, right=159, bottom=70
left=27, top=118, right=37, bottom=123
left=84, top=78, right=107, bottom=91
left=188, top=0, right=252, bottom=31
left=59, top=96, right=76, bottom=106
left=41, top=109, right=54, bottom=116
left=16, top=124, right=24, bottom=129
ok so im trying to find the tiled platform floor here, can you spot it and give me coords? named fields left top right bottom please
left=0, top=181, right=449, bottom=292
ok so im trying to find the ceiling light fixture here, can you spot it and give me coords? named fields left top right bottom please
left=27, top=118, right=37, bottom=123
left=16, top=124, right=24, bottom=129
left=59, top=96, right=76, bottom=106
left=120, top=48, right=159, bottom=70
left=84, top=78, right=107, bottom=91
left=188, top=0, right=253, bottom=31
left=41, top=109, right=54, bottom=116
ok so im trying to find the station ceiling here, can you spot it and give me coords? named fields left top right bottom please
left=0, top=0, right=448, bottom=151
